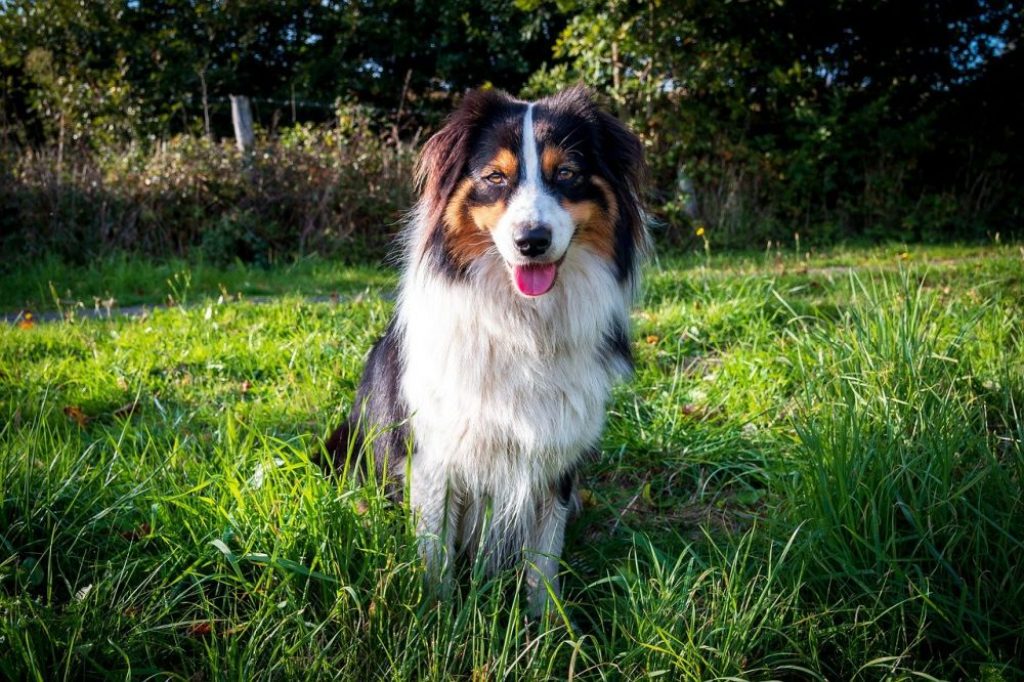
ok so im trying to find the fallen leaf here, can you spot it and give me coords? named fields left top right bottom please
left=63, top=406, right=90, bottom=427
left=646, top=335, right=660, bottom=345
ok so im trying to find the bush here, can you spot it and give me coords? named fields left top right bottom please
left=1, top=119, right=416, bottom=264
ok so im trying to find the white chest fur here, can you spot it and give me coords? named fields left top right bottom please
left=396, top=247, right=630, bottom=536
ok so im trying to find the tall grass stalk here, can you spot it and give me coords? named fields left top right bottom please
left=784, top=270, right=1024, bottom=671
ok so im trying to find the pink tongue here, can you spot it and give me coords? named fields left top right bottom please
left=514, top=264, right=558, bottom=296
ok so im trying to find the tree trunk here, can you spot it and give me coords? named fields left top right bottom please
left=56, top=110, right=65, bottom=181
left=230, top=95, right=254, bottom=153
left=391, top=68, right=412, bottom=147
left=611, top=40, right=626, bottom=121
left=199, top=68, right=211, bottom=140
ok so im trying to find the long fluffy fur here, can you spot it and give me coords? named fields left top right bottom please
left=327, top=86, right=647, bottom=612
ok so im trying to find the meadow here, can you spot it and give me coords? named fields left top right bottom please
left=1, top=243, right=1022, bottom=680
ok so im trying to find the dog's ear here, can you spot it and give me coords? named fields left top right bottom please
left=595, top=108, right=646, bottom=209
left=596, top=106, right=647, bottom=262
left=416, top=88, right=513, bottom=228
left=567, top=86, right=649, bottom=278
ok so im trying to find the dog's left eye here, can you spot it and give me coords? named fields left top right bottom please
left=483, top=171, right=506, bottom=185
left=556, top=167, right=578, bottom=182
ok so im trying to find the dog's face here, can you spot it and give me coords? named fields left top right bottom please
left=417, top=87, right=646, bottom=296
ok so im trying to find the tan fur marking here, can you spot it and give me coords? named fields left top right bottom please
left=568, top=176, right=619, bottom=260
left=542, top=147, right=567, bottom=179
left=444, top=179, right=474, bottom=237
left=469, top=201, right=508, bottom=232
left=444, top=178, right=495, bottom=265
left=489, top=148, right=518, bottom=179
left=562, top=199, right=597, bottom=227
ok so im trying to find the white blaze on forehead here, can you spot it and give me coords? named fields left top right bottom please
left=522, top=104, right=540, bottom=186
left=490, top=101, right=575, bottom=267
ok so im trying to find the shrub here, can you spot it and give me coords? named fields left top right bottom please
left=1, top=120, right=416, bottom=264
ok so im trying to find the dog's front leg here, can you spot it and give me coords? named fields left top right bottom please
left=408, top=457, right=457, bottom=595
left=524, top=484, right=572, bottom=618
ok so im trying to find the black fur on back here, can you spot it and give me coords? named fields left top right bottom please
left=323, top=320, right=410, bottom=497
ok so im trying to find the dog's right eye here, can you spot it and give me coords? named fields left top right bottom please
left=483, top=171, right=506, bottom=186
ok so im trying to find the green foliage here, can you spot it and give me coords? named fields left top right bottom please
left=0, top=0, right=560, bottom=140
left=1, top=0, right=1021, bottom=253
left=21, top=47, right=139, bottom=150
left=523, top=0, right=1023, bottom=244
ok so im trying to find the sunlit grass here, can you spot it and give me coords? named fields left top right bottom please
left=1, top=243, right=1022, bottom=679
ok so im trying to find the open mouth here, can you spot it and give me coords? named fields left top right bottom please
left=512, top=263, right=558, bottom=297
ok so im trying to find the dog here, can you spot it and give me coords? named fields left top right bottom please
left=326, top=86, right=647, bottom=615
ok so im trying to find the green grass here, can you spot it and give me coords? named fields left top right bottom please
left=2, top=243, right=1022, bottom=679
left=0, top=253, right=396, bottom=314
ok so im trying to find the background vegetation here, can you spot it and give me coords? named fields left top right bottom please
left=2, top=0, right=1022, bottom=263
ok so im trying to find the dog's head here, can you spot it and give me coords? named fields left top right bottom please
left=415, top=86, right=646, bottom=296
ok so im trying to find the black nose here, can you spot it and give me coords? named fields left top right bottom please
left=514, top=226, right=552, bottom=257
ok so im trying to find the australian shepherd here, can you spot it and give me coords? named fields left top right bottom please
left=327, top=86, right=647, bottom=615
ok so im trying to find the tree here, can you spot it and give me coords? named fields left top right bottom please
left=522, top=0, right=1022, bottom=240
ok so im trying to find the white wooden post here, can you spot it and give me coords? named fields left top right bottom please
left=230, top=95, right=254, bottom=152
